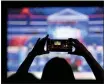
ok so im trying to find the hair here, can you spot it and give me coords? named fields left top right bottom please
left=41, top=57, right=75, bottom=82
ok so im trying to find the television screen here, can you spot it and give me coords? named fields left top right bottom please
left=7, top=7, right=103, bottom=79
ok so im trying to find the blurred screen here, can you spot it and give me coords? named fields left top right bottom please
left=7, top=7, right=103, bottom=79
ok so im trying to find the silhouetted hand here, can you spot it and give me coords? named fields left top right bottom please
left=68, top=38, right=91, bottom=56
left=68, top=38, right=104, bottom=82
left=29, top=35, right=49, bottom=56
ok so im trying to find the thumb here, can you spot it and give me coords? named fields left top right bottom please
left=68, top=51, right=75, bottom=54
left=43, top=51, right=49, bottom=54
left=35, top=38, right=40, bottom=45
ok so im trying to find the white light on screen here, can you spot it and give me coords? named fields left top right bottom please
left=53, top=26, right=81, bottom=39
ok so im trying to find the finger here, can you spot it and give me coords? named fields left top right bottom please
left=33, top=38, right=40, bottom=47
left=68, top=38, right=73, bottom=42
left=68, top=51, right=75, bottom=54
left=69, top=38, right=76, bottom=47
left=71, top=39, right=81, bottom=44
left=69, top=38, right=76, bottom=44
left=35, top=38, right=40, bottom=45
left=74, top=39, right=81, bottom=43
left=32, top=38, right=40, bottom=50
left=45, top=34, right=49, bottom=39
left=42, top=34, right=49, bottom=41
left=40, top=35, right=49, bottom=45
left=43, top=51, right=49, bottom=54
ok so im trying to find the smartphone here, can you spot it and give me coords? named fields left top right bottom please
left=47, top=38, right=72, bottom=52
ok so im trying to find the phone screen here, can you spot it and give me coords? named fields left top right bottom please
left=47, top=39, right=72, bottom=52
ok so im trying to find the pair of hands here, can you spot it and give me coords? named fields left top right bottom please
left=29, top=35, right=90, bottom=57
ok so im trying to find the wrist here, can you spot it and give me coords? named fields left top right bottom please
left=84, top=52, right=92, bottom=58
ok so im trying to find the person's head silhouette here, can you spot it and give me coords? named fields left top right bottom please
left=41, top=57, right=75, bottom=82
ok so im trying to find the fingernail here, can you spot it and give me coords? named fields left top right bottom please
left=46, top=34, right=49, bottom=38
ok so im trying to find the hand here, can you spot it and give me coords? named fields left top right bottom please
left=68, top=38, right=91, bottom=56
left=29, top=35, right=49, bottom=56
